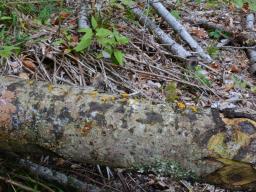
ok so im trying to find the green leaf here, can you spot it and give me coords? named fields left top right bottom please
left=207, top=46, right=219, bottom=58
left=0, top=46, right=20, bottom=58
left=233, top=0, right=243, bottom=8
left=74, top=28, right=93, bottom=52
left=53, top=39, right=65, bottom=46
left=113, top=50, right=124, bottom=65
left=194, top=66, right=211, bottom=86
left=170, top=10, right=181, bottom=20
left=78, top=28, right=91, bottom=33
left=113, top=31, right=129, bottom=44
left=98, top=37, right=115, bottom=47
left=122, top=0, right=135, bottom=6
left=251, top=86, right=256, bottom=93
left=96, top=28, right=112, bottom=38
left=249, top=2, right=256, bottom=11
left=165, top=81, right=178, bottom=103
left=0, top=16, right=12, bottom=21
left=91, top=16, right=98, bottom=30
left=209, top=29, right=222, bottom=39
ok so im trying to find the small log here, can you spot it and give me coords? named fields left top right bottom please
left=1, top=77, right=256, bottom=190
left=246, top=13, right=256, bottom=75
left=149, top=1, right=212, bottom=63
left=131, top=7, right=191, bottom=58
left=78, top=0, right=90, bottom=29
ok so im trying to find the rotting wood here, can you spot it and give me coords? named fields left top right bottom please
left=1, top=77, right=256, bottom=190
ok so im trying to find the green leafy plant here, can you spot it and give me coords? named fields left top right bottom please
left=209, top=29, right=230, bottom=40
left=165, top=81, right=178, bottom=103
left=251, top=86, right=256, bottom=93
left=232, top=75, right=248, bottom=90
left=109, top=0, right=135, bottom=6
left=170, top=10, right=181, bottom=20
left=0, top=46, right=20, bottom=58
left=196, top=0, right=256, bottom=11
left=135, top=160, right=197, bottom=180
left=194, top=65, right=211, bottom=86
left=233, top=0, right=256, bottom=11
left=207, top=45, right=219, bottom=58
left=74, top=16, right=129, bottom=65
left=38, top=6, right=52, bottom=24
left=209, top=29, right=222, bottom=39
left=231, top=75, right=256, bottom=93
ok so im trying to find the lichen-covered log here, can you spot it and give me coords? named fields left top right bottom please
left=1, top=77, right=256, bottom=190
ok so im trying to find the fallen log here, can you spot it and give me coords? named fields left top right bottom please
left=1, top=77, right=256, bottom=190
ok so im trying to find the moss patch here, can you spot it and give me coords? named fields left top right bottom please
left=133, top=160, right=197, bottom=180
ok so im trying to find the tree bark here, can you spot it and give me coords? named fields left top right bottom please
left=0, top=77, right=256, bottom=183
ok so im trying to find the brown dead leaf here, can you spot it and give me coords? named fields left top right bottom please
left=52, top=11, right=70, bottom=25
left=72, top=35, right=79, bottom=43
left=241, top=62, right=247, bottom=69
left=191, top=27, right=208, bottom=39
left=116, top=23, right=128, bottom=32
left=22, top=58, right=36, bottom=70
left=242, top=2, right=250, bottom=13
left=229, top=3, right=236, bottom=12
left=210, top=62, right=221, bottom=70
left=55, top=158, right=65, bottom=166
left=59, top=11, right=70, bottom=20
left=2, top=90, right=15, bottom=100
left=230, top=64, right=240, bottom=73
left=18, top=72, right=30, bottom=80
left=68, top=18, right=77, bottom=26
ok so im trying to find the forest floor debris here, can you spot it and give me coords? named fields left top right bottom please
left=0, top=0, right=255, bottom=191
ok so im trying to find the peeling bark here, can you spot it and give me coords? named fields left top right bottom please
left=1, top=77, right=256, bottom=189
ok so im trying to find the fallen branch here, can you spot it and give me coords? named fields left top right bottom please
left=19, top=159, right=103, bottom=192
left=0, top=151, right=103, bottom=192
left=131, top=7, right=191, bottom=58
left=149, top=1, right=212, bottom=63
left=0, top=176, right=35, bottom=192
left=184, top=16, right=256, bottom=46
left=183, top=17, right=240, bottom=33
left=246, top=13, right=256, bottom=75
left=78, top=0, right=90, bottom=29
